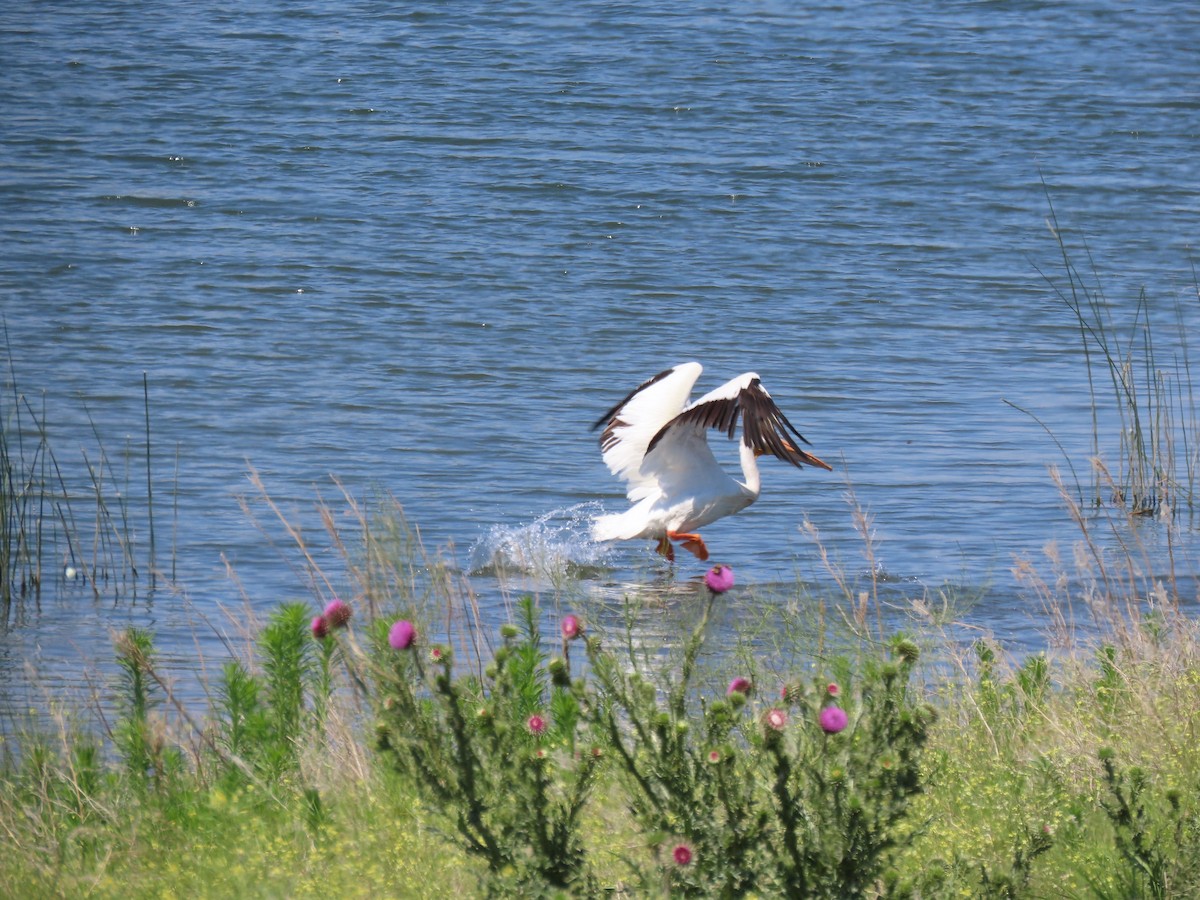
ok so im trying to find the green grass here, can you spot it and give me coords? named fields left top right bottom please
left=1, top=623, right=1197, bottom=898
left=0, top=745, right=477, bottom=898
left=909, top=628, right=1200, bottom=897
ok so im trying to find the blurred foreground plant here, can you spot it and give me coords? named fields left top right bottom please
left=1086, top=747, right=1200, bottom=900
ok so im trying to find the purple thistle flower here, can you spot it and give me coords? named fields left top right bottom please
left=388, top=619, right=416, bottom=650
left=826, top=682, right=840, bottom=696
left=311, top=615, right=329, bottom=640
left=704, top=564, right=735, bottom=593
left=765, top=707, right=788, bottom=731
left=561, top=614, right=582, bottom=640
left=324, top=599, right=352, bottom=628
left=672, top=844, right=693, bottom=866
left=726, top=676, right=753, bottom=697
left=819, top=705, right=849, bottom=734
left=527, top=714, right=547, bottom=735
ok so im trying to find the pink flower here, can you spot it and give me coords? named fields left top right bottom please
left=826, top=682, right=840, bottom=696
left=311, top=615, right=329, bottom=640
left=707, top=749, right=722, bottom=764
left=560, top=614, right=582, bottom=640
left=704, top=564, right=735, bottom=593
left=765, top=707, right=788, bottom=731
left=819, top=706, right=849, bottom=734
left=388, top=619, right=416, bottom=650
left=527, top=714, right=547, bottom=735
left=430, top=646, right=444, bottom=662
left=323, top=599, right=352, bottom=628
left=672, top=843, right=693, bottom=866
left=726, top=676, right=752, bottom=696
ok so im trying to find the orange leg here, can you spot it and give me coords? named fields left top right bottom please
left=667, top=531, right=709, bottom=561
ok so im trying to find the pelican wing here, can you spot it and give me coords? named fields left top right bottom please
left=650, top=374, right=833, bottom=471
left=592, top=362, right=704, bottom=500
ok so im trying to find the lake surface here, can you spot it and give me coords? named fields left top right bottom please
left=2, top=1, right=1199, bottom=718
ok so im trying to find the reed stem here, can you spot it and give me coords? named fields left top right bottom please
left=144, top=372, right=156, bottom=589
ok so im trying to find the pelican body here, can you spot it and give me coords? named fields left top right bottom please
left=591, top=362, right=831, bottom=561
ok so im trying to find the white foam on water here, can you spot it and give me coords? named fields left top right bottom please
left=468, top=502, right=612, bottom=583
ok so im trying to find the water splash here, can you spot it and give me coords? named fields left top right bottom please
left=468, top=502, right=612, bottom=583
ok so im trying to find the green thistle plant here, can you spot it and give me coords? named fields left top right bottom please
left=1090, top=748, right=1177, bottom=900
left=113, top=627, right=160, bottom=784
left=587, top=589, right=768, bottom=897
left=371, top=596, right=601, bottom=897
left=587, top=587, right=933, bottom=899
left=208, top=601, right=325, bottom=786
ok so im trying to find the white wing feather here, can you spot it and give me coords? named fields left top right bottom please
left=635, top=419, right=731, bottom=503
left=596, top=362, right=703, bottom=501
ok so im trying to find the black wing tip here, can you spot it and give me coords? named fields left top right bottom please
left=741, top=380, right=831, bottom=469
left=590, top=365, right=683, bottom=433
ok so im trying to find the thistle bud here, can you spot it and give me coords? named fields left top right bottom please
left=548, top=656, right=570, bottom=687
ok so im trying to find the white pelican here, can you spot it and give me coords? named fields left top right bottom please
left=591, top=362, right=832, bottom=562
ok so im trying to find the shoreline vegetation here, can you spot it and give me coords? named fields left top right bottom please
left=3, top=239, right=1200, bottom=896
left=1, top=482, right=1197, bottom=898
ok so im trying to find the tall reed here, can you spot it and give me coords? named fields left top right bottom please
left=1, top=352, right=166, bottom=607
left=1039, top=196, right=1199, bottom=516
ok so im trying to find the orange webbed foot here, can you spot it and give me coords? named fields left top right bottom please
left=668, top=531, right=709, bottom=561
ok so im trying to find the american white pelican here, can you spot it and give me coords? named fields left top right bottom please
left=591, top=362, right=832, bottom=562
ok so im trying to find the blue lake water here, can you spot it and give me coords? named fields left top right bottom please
left=2, top=1, right=1199, bottom=716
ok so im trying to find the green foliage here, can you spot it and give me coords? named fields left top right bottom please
left=587, top=591, right=766, bottom=896
left=112, top=627, right=177, bottom=785
left=213, top=660, right=269, bottom=769
left=258, top=601, right=317, bottom=778
left=371, top=595, right=601, bottom=897
left=1085, top=748, right=1200, bottom=899
left=970, top=642, right=1055, bottom=738
left=974, top=823, right=1055, bottom=899
left=5, top=578, right=1200, bottom=899
left=1093, top=644, right=1128, bottom=726
left=209, top=601, right=326, bottom=786
left=589, top=595, right=932, bottom=898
